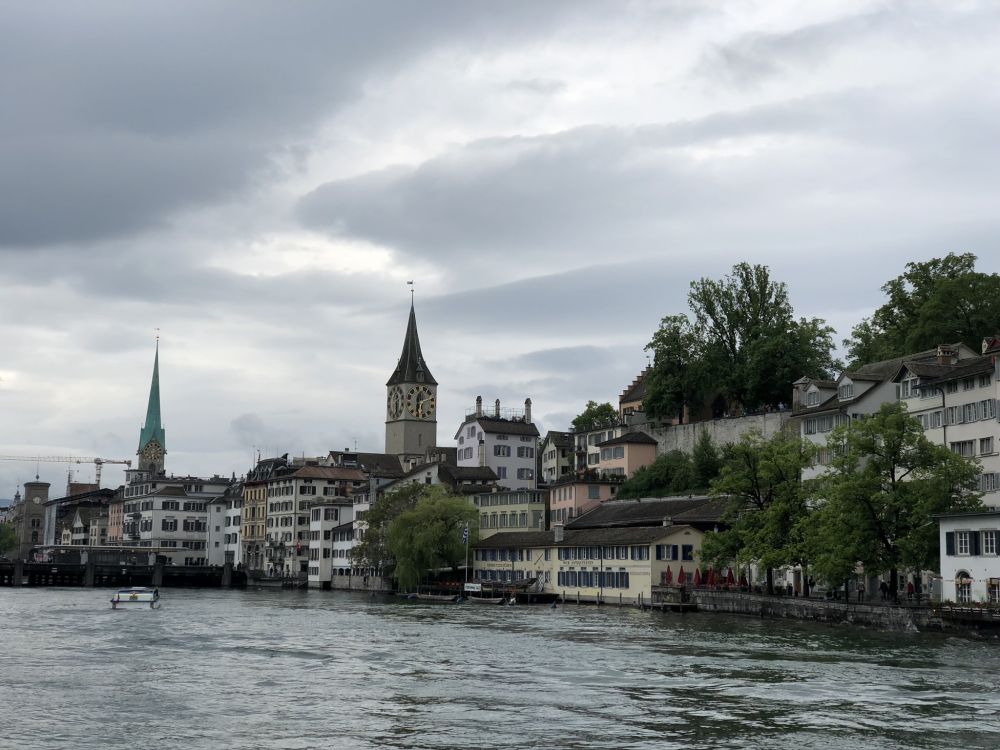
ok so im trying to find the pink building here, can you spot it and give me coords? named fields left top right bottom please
left=595, top=431, right=658, bottom=478
left=548, top=477, right=622, bottom=525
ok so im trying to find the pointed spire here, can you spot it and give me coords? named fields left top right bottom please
left=386, top=301, right=436, bottom=386
left=138, top=339, right=166, bottom=453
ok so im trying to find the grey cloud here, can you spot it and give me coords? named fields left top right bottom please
left=0, top=1, right=602, bottom=248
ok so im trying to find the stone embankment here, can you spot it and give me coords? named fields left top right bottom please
left=693, top=590, right=938, bottom=632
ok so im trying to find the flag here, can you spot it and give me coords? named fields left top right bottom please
left=462, top=523, right=469, bottom=544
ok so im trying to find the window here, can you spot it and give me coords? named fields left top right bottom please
left=963, top=377, right=976, bottom=391
left=957, top=576, right=971, bottom=603
left=980, top=374, right=992, bottom=388
left=467, top=426, right=476, bottom=438
left=838, top=383, right=854, bottom=400
left=161, top=519, right=177, bottom=532
left=681, top=545, right=694, bottom=561
left=981, top=473, right=998, bottom=492
left=516, top=447, right=534, bottom=458
left=957, top=531, right=970, bottom=555
left=981, top=399, right=996, bottom=420
left=962, top=403, right=977, bottom=423
left=613, top=446, right=625, bottom=459
left=588, top=485, right=600, bottom=500
left=983, top=530, right=997, bottom=556
left=951, top=440, right=975, bottom=458
left=516, top=468, right=534, bottom=480
left=588, top=453, right=599, bottom=465
left=806, top=391, right=820, bottom=406
left=494, top=445, right=511, bottom=457
left=496, top=434, right=509, bottom=440
left=981, top=437, right=995, bottom=455
left=496, top=467, right=506, bottom=479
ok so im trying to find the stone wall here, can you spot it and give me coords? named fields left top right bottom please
left=632, top=412, right=792, bottom=456
left=331, top=573, right=394, bottom=593
left=693, top=590, right=936, bottom=632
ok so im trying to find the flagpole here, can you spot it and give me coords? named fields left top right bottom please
left=464, top=522, right=469, bottom=584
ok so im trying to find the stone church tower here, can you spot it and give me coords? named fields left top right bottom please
left=136, top=341, right=166, bottom=477
left=384, top=303, right=437, bottom=469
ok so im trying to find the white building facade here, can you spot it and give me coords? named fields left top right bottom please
left=455, top=398, right=540, bottom=491
left=938, top=510, right=1000, bottom=604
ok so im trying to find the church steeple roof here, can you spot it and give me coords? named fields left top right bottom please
left=386, top=303, right=436, bottom=386
left=138, top=341, right=166, bottom=453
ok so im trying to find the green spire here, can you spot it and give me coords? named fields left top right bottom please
left=138, top=340, right=166, bottom=453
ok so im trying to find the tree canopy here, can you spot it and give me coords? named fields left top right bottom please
left=617, top=434, right=721, bottom=499
left=0, top=523, right=16, bottom=556
left=572, top=400, right=620, bottom=432
left=386, top=488, right=478, bottom=590
left=350, top=483, right=425, bottom=574
left=644, top=263, right=838, bottom=420
left=700, top=430, right=816, bottom=594
left=807, top=403, right=982, bottom=596
left=845, top=253, right=1000, bottom=367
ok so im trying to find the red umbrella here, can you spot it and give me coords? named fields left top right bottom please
left=726, top=567, right=736, bottom=587
left=707, top=569, right=716, bottom=587
left=677, top=566, right=686, bottom=585
left=664, top=566, right=673, bottom=585
left=693, top=568, right=702, bottom=587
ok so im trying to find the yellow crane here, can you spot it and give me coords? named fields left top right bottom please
left=0, top=455, right=132, bottom=489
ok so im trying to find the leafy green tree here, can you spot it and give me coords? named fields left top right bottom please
left=350, top=483, right=425, bottom=574
left=572, top=401, right=620, bottom=432
left=845, top=253, right=1000, bottom=366
left=386, top=489, right=479, bottom=590
left=643, top=314, right=703, bottom=422
left=808, top=403, right=982, bottom=598
left=644, top=263, right=838, bottom=419
left=692, top=430, right=721, bottom=488
left=617, top=450, right=697, bottom=498
left=700, top=430, right=817, bottom=594
left=0, top=523, right=16, bottom=556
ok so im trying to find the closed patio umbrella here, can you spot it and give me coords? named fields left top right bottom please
left=726, top=567, right=736, bottom=587
left=664, top=566, right=673, bottom=585
left=707, top=568, right=716, bottom=587
left=693, top=568, right=702, bottom=587
left=678, top=566, right=686, bottom=585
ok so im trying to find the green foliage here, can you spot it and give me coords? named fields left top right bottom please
left=701, top=430, right=817, bottom=590
left=617, top=450, right=704, bottom=498
left=692, top=430, right=721, bottom=488
left=349, top=483, right=425, bottom=572
left=0, top=523, right=16, bottom=555
left=572, top=400, right=620, bottom=432
left=845, top=253, right=1000, bottom=367
left=386, top=489, right=479, bottom=590
left=807, top=402, right=982, bottom=593
left=644, top=263, right=838, bottom=419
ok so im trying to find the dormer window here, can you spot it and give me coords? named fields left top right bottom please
left=900, top=376, right=920, bottom=399
left=806, top=391, right=820, bottom=406
left=838, top=383, right=854, bottom=400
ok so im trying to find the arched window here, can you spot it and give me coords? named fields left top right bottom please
left=955, top=571, right=972, bottom=603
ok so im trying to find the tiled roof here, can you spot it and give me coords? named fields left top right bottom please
left=473, top=524, right=696, bottom=549
left=620, top=367, right=652, bottom=404
left=903, top=355, right=993, bottom=386
left=542, top=431, right=573, bottom=450
left=566, top=496, right=720, bottom=529
left=596, top=431, right=657, bottom=447
left=289, top=466, right=367, bottom=482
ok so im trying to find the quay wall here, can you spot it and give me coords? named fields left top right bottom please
left=693, top=591, right=937, bottom=632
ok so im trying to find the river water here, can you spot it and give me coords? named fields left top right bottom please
left=0, top=588, right=998, bottom=750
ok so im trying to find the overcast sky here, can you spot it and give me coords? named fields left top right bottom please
left=3, top=1, right=1000, bottom=497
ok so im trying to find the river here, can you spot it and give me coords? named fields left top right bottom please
left=0, top=587, right=997, bottom=749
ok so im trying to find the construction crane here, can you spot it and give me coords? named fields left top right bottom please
left=0, top=455, right=132, bottom=489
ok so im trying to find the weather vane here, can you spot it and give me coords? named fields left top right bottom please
left=154, top=326, right=160, bottom=343
left=407, top=280, right=414, bottom=303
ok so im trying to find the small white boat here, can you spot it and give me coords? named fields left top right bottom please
left=110, top=587, right=161, bottom=610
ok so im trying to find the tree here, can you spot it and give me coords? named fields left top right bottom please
left=617, top=450, right=697, bottom=498
left=808, top=402, right=982, bottom=598
left=572, top=401, right=620, bottom=432
left=844, top=253, right=1000, bottom=366
left=700, top=430, right=817, bottom=595
left=688, top=263, right=838, bottom=412
left=692, top=430, right=721, bottom=488
left=645, top=263, right=838, bottom=419
left=643, top=314, right=703, bottom=422
left=0, top=523, right=16, bottom=556
left=386, top=488, right=479, bottom=590
left=350, top=483, right=425, bottom=574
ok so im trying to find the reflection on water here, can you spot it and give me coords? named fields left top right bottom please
left=0, top=587, right=998, bottom=750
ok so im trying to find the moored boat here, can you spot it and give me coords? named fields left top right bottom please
left=110, top=587, right=160, bottom=610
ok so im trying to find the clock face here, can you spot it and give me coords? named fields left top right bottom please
left=143, top=441, right=163, bottom=461
left=387, top=386, right=404, bottom=419
left=406, top=385, right=435, bottom=419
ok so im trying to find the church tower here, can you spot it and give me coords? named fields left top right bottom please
left=136, top=340, right=166, bottom=476
left=385, top=302, right=437, bottom=468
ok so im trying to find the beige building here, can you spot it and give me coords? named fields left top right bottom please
left=539, top=431, right=573, bottom=486
left=595, top=431, right=657, bottom=478
left=548, top=476, right=622, bottom=525
left=474, top=489, right=548, bottom=539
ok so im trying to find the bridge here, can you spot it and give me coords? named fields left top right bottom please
left=0, top=552, right=246, bottom=589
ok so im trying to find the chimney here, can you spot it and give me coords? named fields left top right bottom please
left=494, top=399, right=501, bottom=418
left=475, top=395, right=482, bottom=417
left=524, top=398, right=532, bottom=424
left=553, top=522, right=564, bottom=543
left=936, top=344, right=957, bottom=365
